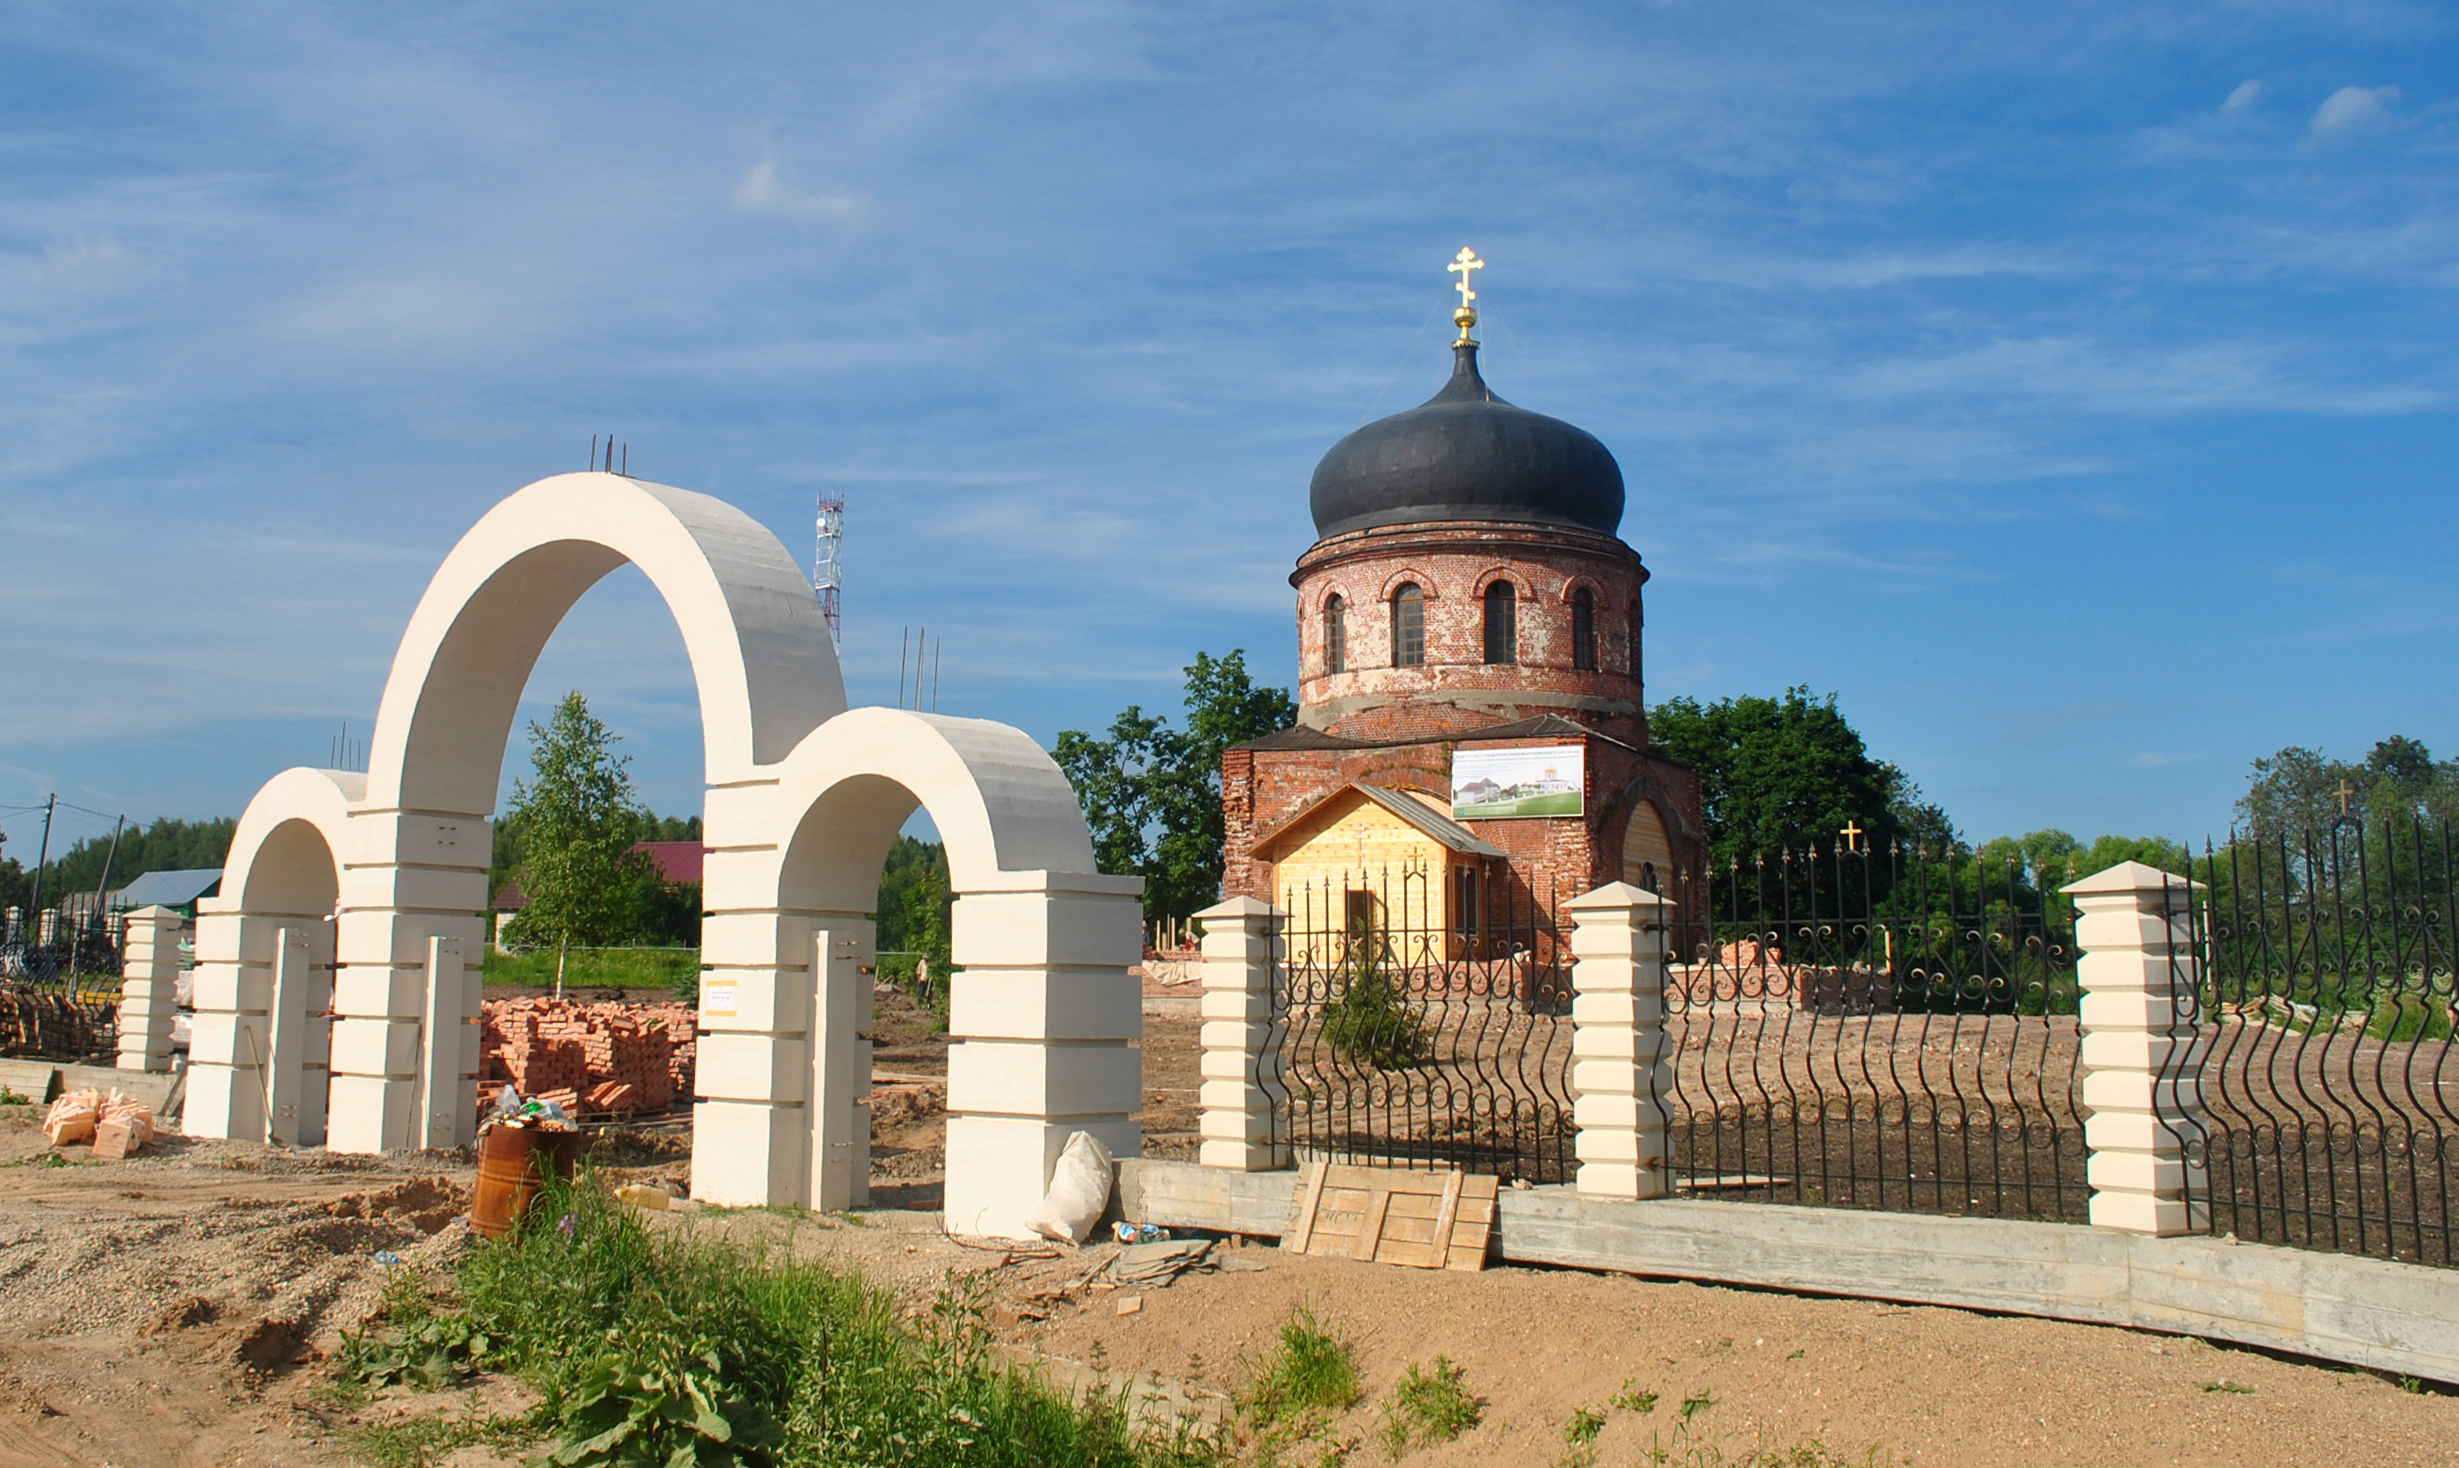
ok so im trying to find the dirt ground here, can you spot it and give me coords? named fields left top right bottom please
left=5, top=1001, right=2459, bottom=1468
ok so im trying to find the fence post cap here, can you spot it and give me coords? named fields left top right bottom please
left=1565, top=881, right=1674, bottom=913
left=2061, top=860, right=2204, bottom=897
left=1192, top=895, right=1280, bottom=920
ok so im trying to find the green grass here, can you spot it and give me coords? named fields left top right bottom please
left=1238, top=1306, right=1361, bottom=1426
left=1554, top=1384, right=1884, bottom=1468
left=480, top=945, right=699, bottom=998
left=0, top=1087, right=30, bottom=1106
left=1236, top=1306, right=1361, bottom=1465
left=336, top=1409, right=537, bottom=1468
left=437, top=1171, right=1216, bottom=1467
left=1375, top=1356, right=1482, bottom=1457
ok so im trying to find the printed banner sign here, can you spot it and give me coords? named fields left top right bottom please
left=1451, top=744, right=1585, bottom=820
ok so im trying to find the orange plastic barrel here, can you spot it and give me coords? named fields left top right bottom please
left=469, top=1125, right=584, bottom=1239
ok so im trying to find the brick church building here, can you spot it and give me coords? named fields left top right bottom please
left=1220, top=266, right=1705, bottom=939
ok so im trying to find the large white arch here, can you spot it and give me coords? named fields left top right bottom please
left=190, top=766, right=361, bottom=1145
left=190, top=472, right=1140, bottom=1239
left=687, top=708, right=1141, bottom=1235
left=364, top=473, right=845, bottom=813
left=306, top=473, right=847, bottom=1154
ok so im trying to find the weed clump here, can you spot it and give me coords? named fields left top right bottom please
left=1375, top=1356, right=1482, bottom=1456
left=438, top=1172, right=1217, bottom=1467
left=1238, top=1306, right=1362, bottom=1464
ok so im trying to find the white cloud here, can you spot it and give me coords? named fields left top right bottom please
left=2223, top=79, right=2264, bottom=113
left=730, top=159, right=863, bottom=222
left=2311, top=85, right=2399, bottom=136
left=45, top=235, right=155, bottom=293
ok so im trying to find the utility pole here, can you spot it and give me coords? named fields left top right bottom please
left=90, top=814, right=126, bottom=914
left=26, top=794, right=55, bottom=926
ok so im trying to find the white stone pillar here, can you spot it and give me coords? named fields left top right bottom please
left=116, top=906, right=182, bottom=1073
left=808, top=928, right=872, bottom=1210
left=1193, top=896, right=1287, bottom=1171
left=1565, top=882, right=1673, bottom=1201
left=415, top=936, right=477, bottom=1150
left=186, top=898, right=272, bottom=1140
left=331, top=808, right=489, bottom=1153
left=943, top=871, right=1144, bottom=1239
left=687, top=777, right=830, bottom=1208
left=266, top=928, right=314, bottom=1146
left=2068, top=860, right=2211, bottom=1237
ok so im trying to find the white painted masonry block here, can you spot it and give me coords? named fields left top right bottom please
left=943, top=1114, right=1140, bottom=1240
left=949, top=969, right=1142, bottom=1041
left=329, top=1016, right=421, bottom=1079
left=691, top=1099, right=809, bottom=1206
left=2067, top=860, right=2211, bottom=1238
left=947, top=1040, right=1140, bottom=1117
left=191, top=1011, right=270, bottom=1069
left=697, top=1031, right=810, bottom=1103
left=953, top=890, right=1143, bottom=968
left=696, top=968, right=811, bottom=1034
left=181, top=1064, right=264, bottom=1141
left=325, top=1075, right=414, bottom=1155
left=1565, top=882, right=1673, bottom=1201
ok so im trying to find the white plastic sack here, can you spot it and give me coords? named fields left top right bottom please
left=1024, top=1130, right=1115, bottom=1245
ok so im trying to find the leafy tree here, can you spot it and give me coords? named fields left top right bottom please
left=1055, top=649, right=1295, bottom=923
left=3, top=816, right=240, bottom=912
left=1646, top=687, right=1912, bottom=868
left=501, top=693, right=654, bottom=966
left=1974, top=830, right=2194, bottom=891
left=2239, top=737, right=2459, bottom=837
left=874, top=835, right=952, bottom=970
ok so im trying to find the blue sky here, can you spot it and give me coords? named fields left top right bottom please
left=1, top=1, right=2452, bottom=861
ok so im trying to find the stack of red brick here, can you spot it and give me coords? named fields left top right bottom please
left=480, top=997, right=699, bottom=1116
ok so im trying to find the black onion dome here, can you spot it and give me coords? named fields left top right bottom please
left=1309, top=342, right=1624, bottom=540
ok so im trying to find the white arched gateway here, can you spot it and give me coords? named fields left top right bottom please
left=187, top=473, right=1139, bottom=1237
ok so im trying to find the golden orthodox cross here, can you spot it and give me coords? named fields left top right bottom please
left=1840, top=819, right=1864, bottom=853
left=2337, top=780, right=2356, bottom=815
left=1449, top=247, right=1484, bottom=311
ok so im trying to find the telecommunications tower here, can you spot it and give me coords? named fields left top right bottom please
left=813, top=493, right=844, bottom=650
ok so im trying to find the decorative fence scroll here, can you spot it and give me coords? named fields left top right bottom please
left=1259, top=866, right=1577, bottom=1184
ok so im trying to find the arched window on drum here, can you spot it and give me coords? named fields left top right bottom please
left=1390, top=584, right=1425, bottom=667
left=1483, top=581, right=1516, bottom=665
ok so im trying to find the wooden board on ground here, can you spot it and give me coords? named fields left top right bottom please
left=57, top=1064, right=177, bottom=1113
left=0, top=1060, right=61, bottom=1105
left=1283, top=1161, right=1494, bottom=1271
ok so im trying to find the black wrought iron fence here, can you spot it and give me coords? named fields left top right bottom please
left=2192, top=814, right=2459, bottom=1266
left=1661, top=843, right=2091, bottom=1222
left=0, top=899, right=129, bottom=1059
left=1259, top=865, right=1577, bottom=1183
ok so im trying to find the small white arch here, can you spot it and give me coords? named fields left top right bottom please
left=769, top=708, right=1098, bottom=902
left=189, top=767, right=360, bottom=1145
left=690, top=708, right=1141, bottom=1236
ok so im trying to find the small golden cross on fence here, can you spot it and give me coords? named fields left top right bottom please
left=2337, top=780, right=2357, bottom=816
left=1840, top=819, right=1864, bottom=853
